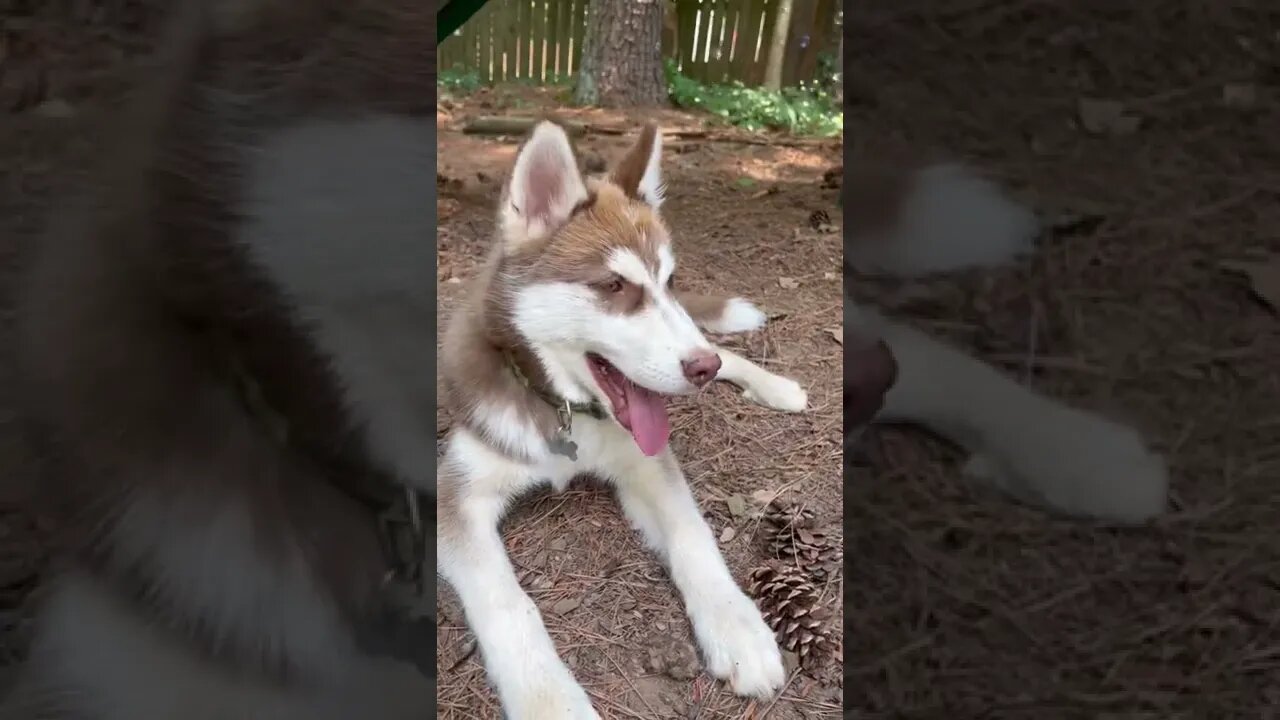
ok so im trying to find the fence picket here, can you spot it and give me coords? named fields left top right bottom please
left=439, top=0, right=827, bottom=88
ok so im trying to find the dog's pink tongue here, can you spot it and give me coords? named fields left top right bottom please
left=623, top=382, right=670, bottom=456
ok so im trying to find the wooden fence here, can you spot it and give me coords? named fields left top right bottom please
left=438, top=0, right=840, bottom=88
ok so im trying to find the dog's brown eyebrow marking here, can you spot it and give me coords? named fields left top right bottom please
left=592, top=275, right=646, bottom=315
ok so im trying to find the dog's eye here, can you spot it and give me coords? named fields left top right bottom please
left=665, top=273, right=676, bottom=290
left=603, top=275, right=625, bottom=293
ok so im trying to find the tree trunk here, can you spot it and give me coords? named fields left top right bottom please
left=763, top=0, right=795, bottom=91
left=834, top=10, right=843, bottom=105
left=573, top=0, right=667, bottom=107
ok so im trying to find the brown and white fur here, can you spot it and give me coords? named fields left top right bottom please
left=4, top=1, right=436, bottom=718
left=845, top=163, right=1169, bottom=524
left=437, top=122, right=807, bottom=718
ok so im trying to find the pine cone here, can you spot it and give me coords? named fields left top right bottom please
left=748, top=563, right=837, bottom=666
left=762, top=500, right=816, bottom=534
left=762, top=502, right=839, bottom=579
left=773, top=527, right=840, bottom=576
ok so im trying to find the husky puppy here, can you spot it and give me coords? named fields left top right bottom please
left=437, top=121, right=811, bottom=719
left=844, top=163, right=1169, bottom=523
left=5, top=1, right=437, bottom=718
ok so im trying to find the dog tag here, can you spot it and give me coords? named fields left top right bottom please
left=548, top=432, right=578, bottom=461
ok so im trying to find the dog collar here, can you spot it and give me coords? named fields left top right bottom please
left=502, top=349, right=608, bottom=421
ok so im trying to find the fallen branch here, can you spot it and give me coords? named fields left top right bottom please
left=460, top=115, right=839, bottom=148
left=462, top=115, right=587, bottom=137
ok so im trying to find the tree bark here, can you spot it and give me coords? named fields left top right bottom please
left=573, top=0, right=667, bottom=107
left=763, top=0, right=795, bottom=91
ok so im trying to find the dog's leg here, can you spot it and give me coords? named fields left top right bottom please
left=436, top=442, right=599, bottom=720
left=714, top=348, right=808, bottom=412
left=674, top=291, right=809, bottom=412
left=852, top=305, right=1168, bottom=524
left=608, top=451, right=786, bottom=698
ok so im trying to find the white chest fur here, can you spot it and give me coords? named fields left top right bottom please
left=447, top=408, right=649, bottom=501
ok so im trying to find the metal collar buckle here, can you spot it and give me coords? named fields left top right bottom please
left=556, top=399, right=573, bottom=434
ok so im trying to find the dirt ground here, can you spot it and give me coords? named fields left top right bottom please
left=435, top=90, right=845, bottom=718
left=847, top=1, right=1280, bottom=718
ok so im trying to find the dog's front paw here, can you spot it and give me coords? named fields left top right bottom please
left=504, top=682, right=600, bottom=720
left=742, top=374, right=808, bottom=413
left=690, top=591, right=786, bottom=698
left=499, top=663, right=600, bottom=720
left=704, top=298, right=768, bottom=334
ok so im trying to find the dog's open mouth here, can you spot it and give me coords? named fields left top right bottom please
left=586, top=353, right=671, bottom=457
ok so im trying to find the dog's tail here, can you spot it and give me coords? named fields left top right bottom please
left=845, top=163, right=1040, bottom=278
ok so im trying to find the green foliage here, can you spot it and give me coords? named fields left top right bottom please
left=438, top=67, right=483, bottom=96
left=664, top=60, right=842, bottom=137
left=815, top=50, right=841, bottom=95
left=438, top=60, right=842, bottom=138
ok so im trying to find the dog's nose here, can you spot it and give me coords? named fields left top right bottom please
left=681, top=351, right=722, bottom=387
left=844, top=336, right=898, bottom=427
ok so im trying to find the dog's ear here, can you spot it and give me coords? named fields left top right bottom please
left=611, top=124, right=665, bottom=209
left=501, top=121, right=589, bottom=251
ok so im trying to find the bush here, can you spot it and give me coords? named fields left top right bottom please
left=438, top=67, right=482, bottom=96
left=664, top=60, right=841, bottom=137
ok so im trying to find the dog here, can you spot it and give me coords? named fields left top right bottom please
left=436, top=120, right=813, bottom=719
left=4, top=1, right=438, bottom=718
left=843, top=162, right=1170, bottom=523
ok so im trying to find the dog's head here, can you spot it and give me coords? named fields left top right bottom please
left=495, top=121, right=718, bottom=456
